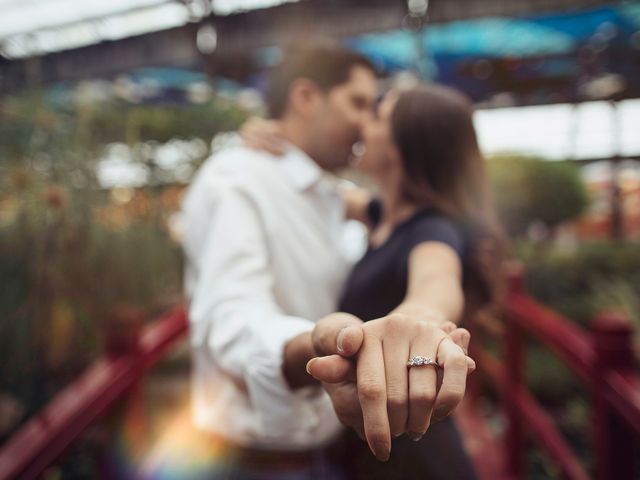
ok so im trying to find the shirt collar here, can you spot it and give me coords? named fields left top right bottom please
left=277, top=143, right=324, bottom=191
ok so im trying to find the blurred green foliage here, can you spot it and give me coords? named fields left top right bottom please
left=517, top=241, right=640, bottom=329
left=488, top=155, right=590, bottom=237
left=0, top=88, right=248, bottom=435
left=0, top=91, right=246, bottom=164
left=507, top=240, right=640, bottom=478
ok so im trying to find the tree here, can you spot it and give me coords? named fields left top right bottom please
left=488, top=155, right=590, bottom=237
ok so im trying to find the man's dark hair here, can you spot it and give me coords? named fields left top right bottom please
left=264, top=44, right=377, bottom=119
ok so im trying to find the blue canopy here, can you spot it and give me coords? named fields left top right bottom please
left=345, top=4, right=640, bottom=104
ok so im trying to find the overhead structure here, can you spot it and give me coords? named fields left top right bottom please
left=1, top=0, right=635, bottom=106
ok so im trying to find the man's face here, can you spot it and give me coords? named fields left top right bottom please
left=309, top=65, right=377, bottom=171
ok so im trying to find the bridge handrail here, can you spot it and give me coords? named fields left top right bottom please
left=0, top=307, right=188, bottom=480
left=472, top=265, right=640, bottom=480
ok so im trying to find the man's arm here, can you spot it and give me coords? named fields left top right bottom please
left=282, top=331, right=317, bottom=388
left=186, top=182, right=322, bottom=437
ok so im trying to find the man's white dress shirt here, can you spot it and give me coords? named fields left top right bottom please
left=182, top=143, right=360, bottom=451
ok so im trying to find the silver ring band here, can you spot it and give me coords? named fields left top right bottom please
left=407, top=356, right=440, bottom=368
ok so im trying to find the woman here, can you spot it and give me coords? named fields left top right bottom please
left=245, top=83, right=505, bottom=479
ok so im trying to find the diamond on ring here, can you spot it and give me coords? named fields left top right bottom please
left=407, top=356, right=439, bottom=368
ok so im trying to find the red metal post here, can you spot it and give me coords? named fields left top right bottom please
left=105, top=307, right=148, bottom=455
left=105, top=306, right=144, bottom=356
left=505, top=263, right=526, bottom=479
left=591, top=311, right=636, bottom=480
left=0, top=308, right=187, bottom=480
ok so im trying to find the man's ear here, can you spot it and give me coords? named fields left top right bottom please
left=288, top=78, right=323, bottom=118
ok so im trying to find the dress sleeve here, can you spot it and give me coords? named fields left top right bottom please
left=406, top=215, right=467, bottom=260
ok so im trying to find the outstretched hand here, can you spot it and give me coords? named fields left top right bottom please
left=306, top=313, right=475, bottom=462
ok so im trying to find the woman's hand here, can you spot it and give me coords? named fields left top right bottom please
left=307, top=313, right=474, bottom=461
left=240, top=117, right=286, bottom=155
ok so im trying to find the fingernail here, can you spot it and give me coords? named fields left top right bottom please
left=408, top=432, right=423, bottom=442
left=336, top=327, right=348, bottom=354
left=306, top=358, right=317, bottom=375
left=467, top=357, right=476, bottom=371
left=371, top=441, right=390, bottom=461
left=393, top=432, right=402, bottom=438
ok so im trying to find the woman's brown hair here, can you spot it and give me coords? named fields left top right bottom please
left=390, top=83, right=508, bottom=312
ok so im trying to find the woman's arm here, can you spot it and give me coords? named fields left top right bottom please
left=306, top=243, right=471, bottom=461
left=391, top=241, right=464, bottom=327
left=240, top=117, right=286, bottom=155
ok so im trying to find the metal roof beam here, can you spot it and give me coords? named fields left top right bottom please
left=0, top=0, right=621, bottom=93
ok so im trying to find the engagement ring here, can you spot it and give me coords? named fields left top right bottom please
left=407, top=356, right=439, bottom=368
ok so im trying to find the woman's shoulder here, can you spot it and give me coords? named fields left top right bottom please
left=404, top=210, right=467, bottom=257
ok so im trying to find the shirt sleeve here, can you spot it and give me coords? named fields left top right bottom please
left=185, top=181, right=323, bottom=439
left=407, top=215, right=467, bottom=260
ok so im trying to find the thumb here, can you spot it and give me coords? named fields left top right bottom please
left=312, top=313, right=364, bottom=357
left=306, top=355, right=357, bottom=383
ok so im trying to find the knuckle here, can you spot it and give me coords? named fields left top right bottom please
left=386, top=392, right=407, bottom=411
left=410, top=387, right=437, bottom=407
left=415, top=320, right=436, bottom=336
left=443, top=384, right=466, bottom=401
left=358, top=382, right=385, bottom=403
left=448, top=354, right=469, bottom=370
left=385, top=313, right=408, bottom=330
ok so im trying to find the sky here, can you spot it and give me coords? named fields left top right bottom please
left=475, top=99, right=640, bottom=161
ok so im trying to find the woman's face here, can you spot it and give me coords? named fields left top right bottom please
left=354, top=92, right=401, bottom=178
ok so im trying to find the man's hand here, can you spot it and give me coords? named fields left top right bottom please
left=306, top=313, right=474, bottom=462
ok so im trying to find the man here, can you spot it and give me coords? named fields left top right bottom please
left=182, top=45, right=379, bottom=477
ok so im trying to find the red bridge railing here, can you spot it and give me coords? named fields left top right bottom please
left=0, top=307, right=188, bottom=480
left=1, top=269, right=639, bottom=480
left=471, top=264, right=640, bottom=480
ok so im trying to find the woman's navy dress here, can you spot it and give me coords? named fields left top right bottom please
left=338, top=200, right=478, bottom=480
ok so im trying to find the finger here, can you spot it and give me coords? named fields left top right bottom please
left=357, top=334, right=391, bottom=461
left=312, top=313, right=364, bottom=357
left=440, top=320, right=457, bottom=335
left=239, top=118, right=266, bottom=141
left=337, top=325, right=365, bottom=357
left=466, top=356, right=476, bottom=373
left=382, top=333, right=410, bottom=438
left=240, top=118, right=286, bottom=154
left=432, top=338, right=468, bottom=423
left=242, top=132, right=286, bottom=155
left=448, top=327, right=471, bottom=355
left=306, top=355, right=357, bottom=383
left=406, top=331, right=445, bottom=441
left=242, top=117, right=280, bottom=136
left=324, top=382, right=364, bottom=435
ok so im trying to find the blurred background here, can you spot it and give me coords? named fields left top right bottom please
left=0, top=0, right=639, bottom=479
